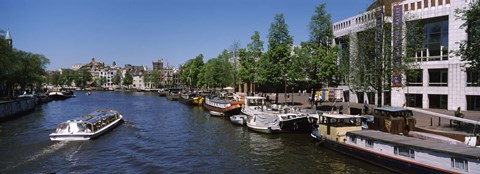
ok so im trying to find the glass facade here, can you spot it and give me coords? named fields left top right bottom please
left=424, top=18, right=449, bottom=60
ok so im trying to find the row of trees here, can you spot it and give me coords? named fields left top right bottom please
left=178, top=4, right=339, bottom=104
left=0, top=30, right=50, bottom=98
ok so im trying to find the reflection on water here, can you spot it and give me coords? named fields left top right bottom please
left=0, top=91, right=391, bottom=173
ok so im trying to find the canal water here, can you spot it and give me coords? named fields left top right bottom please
left=0, top=91, right=391, bottom=173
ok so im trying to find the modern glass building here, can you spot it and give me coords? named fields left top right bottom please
left=333, top=0, right=480, bottom=111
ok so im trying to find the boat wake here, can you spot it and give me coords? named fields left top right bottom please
left=1, top=141, right=69, bottom=172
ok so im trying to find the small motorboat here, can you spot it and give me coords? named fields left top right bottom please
left=230, top=115, right=246, bottom=126
left=209, top=111, right=225, bottom=117
left=49, top=110, right=123, bottom=141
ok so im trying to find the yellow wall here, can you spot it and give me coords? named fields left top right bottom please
left=318, top=125, right=362, bottom=142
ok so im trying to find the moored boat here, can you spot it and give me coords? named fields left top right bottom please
left=166, top=88, right=181, bottom=100
left=230, top=115, right=247, bottom=126
left=311, top=113, right=480, bottom=173
left=203, top=93, right=244, bottom=116
left=49, top=110, right=123, bottom=141
left=209, top=111, right=225, bottom=117
left=48, top=90, right=74, bottom=100
left=246, top=114, right=281, bottom=133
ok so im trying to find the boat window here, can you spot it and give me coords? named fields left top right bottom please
left=451, top=158, right=468, bottom=171
left=365, top=139, right=374, bottom=148
left=394, top=146, right=415, bottom=159
left=349, top=135, right=357, bottom=144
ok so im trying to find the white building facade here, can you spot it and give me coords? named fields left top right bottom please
left=333, top=0, right=480, bottom=111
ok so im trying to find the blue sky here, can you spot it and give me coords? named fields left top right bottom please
left=1, top=0, right=374, bottom=70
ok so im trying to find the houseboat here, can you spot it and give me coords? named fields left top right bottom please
left=311, top=113, right=480, bottom=173
left=203, top=93, right=244, bottom=116
left=48, top=89, right=74, bottom=100
left=179, top=93, right=204, bottom=106
left=166, top=88, right=181, bottom=100
left=49, top=110, right=123, bottom=141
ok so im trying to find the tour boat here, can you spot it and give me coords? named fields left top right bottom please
left=49, top=110, right=123, bottom=141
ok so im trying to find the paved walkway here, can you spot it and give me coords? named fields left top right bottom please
left=266, top=93, right=480, bottom=135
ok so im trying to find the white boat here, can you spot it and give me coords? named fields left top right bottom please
left=230, top=115, right=246, bottom=126
left=49, top=110, right=123, bottom=141
left=242, top=96, right=311, bottom=133
left=209, top=111, right=225, bottom=117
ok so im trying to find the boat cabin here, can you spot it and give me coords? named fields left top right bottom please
left=54, top=110, right=121, bottom=134
left=368, top=107, right=415, bottom=135
left=316, top=113, right=363, bottom=143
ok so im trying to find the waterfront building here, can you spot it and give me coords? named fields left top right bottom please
left=124, top=64, right=148, bottom=90
left=333, top=0, right=480, bottom=111
left=71, top=64, right=83, bottom=71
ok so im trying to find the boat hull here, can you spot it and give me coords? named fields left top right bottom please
left=48, top=92, right=73, bottom=100
left=246, top=124, right=280, bottom=134
left=209, top=111, right=225, bottom=117
left=50, top=115, right=123, bottom=141
left=230, top=115, right=246, bottom=126
left=279, top=117, right=312, bottom=134
left=203, top=102, right=242, bottom=116
left=319, top=138, right=454, bottom=174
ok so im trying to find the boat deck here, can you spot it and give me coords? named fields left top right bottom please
left=348, top=130, right=480, bottom=159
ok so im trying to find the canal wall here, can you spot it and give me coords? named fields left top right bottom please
left=0, top=98, right=36, bottom=121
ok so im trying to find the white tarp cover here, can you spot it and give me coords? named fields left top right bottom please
left=255, top=114, right=280, bottom=130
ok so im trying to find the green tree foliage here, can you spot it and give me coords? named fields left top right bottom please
left=202, top=51, right=233, bottom=89
left=112, top=73, right=122, bottom=86
left=238, top=31, right=264, bottom=90
left=123, top=71, right=133, bottom=88
left=349, top=11, right=422, bottom=106
left=46, top=71, right=61, bottom=86
left=59, top=69, right=76, bottom=87
left=98, top=76, right=107, bottom=87
left=143, top=70, right=161, bottom=89
left=258, top=13, right=293, bottom=102
left=456, top=1, right=480, bottom=83
left=74, top=68, right=93, bottom=89
left=179, top=54, right=204, bottom=89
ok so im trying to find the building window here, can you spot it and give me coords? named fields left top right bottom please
left=407, top=69, right=423, bottom=86
left=466, top=68, right=479, bottom=86
left=467, top=95, right=480, bottom=111
left=451, top=158, right=468, bottom=171
left=446, top=0, right=450, bottom=4
left=424, top=0, right=429, bottom=8
left=417, top=1, right=422, bottom=9
left=422, top=18, right=449, bottom=61
left=404, top=4, right=409, bottom=11
left=411, top=3, right=415, bottom=10
left=406, top=94, right=423, bottom=108
left=365, top=139, right=374, bottom=148
left=431, top=0, right=436, bottom=6
left=429, top=94, right=448, bottom=109
left=438, top=0, right=443, bottom=6
left=394, top=146, right=415, bottom=159
left=429, top=69, right=448, bottom=86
